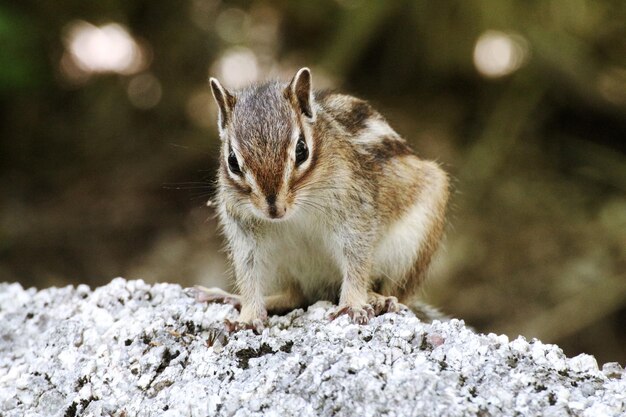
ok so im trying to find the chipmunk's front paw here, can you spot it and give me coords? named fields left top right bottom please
left=368, top=293, right=403, bottom=316
left=224, top=307, right=267, bottom=334
left=224, top=318, right=265, bottom=334
left=330, top=304, right=375, bottom=325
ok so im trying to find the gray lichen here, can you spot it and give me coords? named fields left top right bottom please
left=0, top=278, right=624, bottom=417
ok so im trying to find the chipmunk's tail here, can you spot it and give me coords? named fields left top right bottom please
left=406, top=300, right=450, bottom=323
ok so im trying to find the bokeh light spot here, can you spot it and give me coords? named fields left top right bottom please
left=473, top=30, right=528, bottom=78
left=215, top=8, right=250, bottom=43
left=211, top=47, right=259, bottom=89
left=598, top=67, right=626, bottom=106
left=63, top=21, right=145, bottom=75
left=186, top=89, right=215, bottom=129
left=127, top=73, right=162, bottom=110
left=189, top=0, right=220, bottom=31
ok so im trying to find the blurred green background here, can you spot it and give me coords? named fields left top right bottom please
left=0, top=0, right=624, bottom=364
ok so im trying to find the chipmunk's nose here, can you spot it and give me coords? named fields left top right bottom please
left=266, top=194, right=286, bottom=219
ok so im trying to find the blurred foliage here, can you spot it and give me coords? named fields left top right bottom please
left=0, top=0, right=624, bottom=364
left=0, top=6, right=44, bottom=91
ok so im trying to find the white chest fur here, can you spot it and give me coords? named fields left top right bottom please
left=261, top=211, right=344, bottom=301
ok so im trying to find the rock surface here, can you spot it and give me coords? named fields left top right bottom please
left=0, top=278, right=624, bottom=417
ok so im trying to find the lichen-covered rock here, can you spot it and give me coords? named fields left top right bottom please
left=0, top=278, right=624, bottom=417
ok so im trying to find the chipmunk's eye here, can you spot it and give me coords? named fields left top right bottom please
left=228, top=149, right=242, bottom=175
left=295, top=133, right=308, bottom=166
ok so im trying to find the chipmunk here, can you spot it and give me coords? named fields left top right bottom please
left=196, top=68, right=449, bottom=331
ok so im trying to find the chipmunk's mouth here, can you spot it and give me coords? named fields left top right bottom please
left=264, top=206, right=295, bottom=222
left=253, top=208, right=294, bottom=223
left=263, top=194, right=293, bottom=221
left=249, top=194, right=295, bottom=222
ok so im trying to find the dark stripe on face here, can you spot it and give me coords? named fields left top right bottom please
left=251, top=157, right=284, bottom=198
left=266, top=194, right=277, bottom=217
left=220, top=164, right=252, bottom=195
left=290, top=123, right=321, bottom=191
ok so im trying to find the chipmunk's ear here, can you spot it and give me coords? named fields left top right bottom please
left=288, top=67, right=314, bottom=119
left=209, top=77, right=236, bottom=132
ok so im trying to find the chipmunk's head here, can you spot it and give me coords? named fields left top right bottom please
left=210, top=68, right=317, bottom=221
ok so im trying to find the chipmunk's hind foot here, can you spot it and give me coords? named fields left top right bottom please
left=192, top=286, right=242, bottom=311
